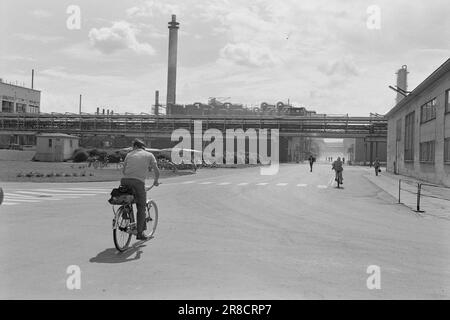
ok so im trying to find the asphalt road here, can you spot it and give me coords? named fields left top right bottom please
left=1, top=163, right=449, bottom=299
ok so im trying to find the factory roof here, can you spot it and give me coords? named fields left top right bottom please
left=37, top=133, right=80, bottom=139
left=385, top=58, right=450, bottom=118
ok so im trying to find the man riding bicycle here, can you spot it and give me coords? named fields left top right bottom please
left=121, top=139, right=160, bottom=240
left=332, top=157, right=344, bottom=184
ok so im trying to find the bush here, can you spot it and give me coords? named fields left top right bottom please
left=73, top=150, right=89, bottom=162
left=107, top=152, right=122, bottom=163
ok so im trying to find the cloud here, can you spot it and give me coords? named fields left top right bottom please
left=88, top=21, right=155, bottom=55
left=30, top=9, right=52, bottom=19
left=126, top=0, right=182, bottom=17
left=219, top=42, right=278, bottom=68
left=317, top=56, right=360, bottom=77
left=14, top=33, right=63, bottom=44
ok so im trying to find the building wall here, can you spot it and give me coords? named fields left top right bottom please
left=35, top=136, right=79, bottom=161
left=387, top=71, right=450, bottom=186
left=0, top=82, right=40, bottom=114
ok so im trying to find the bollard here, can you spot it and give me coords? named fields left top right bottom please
left=416, top=183, right=425, bottom=213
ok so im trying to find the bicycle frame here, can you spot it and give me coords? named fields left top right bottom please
left=111, top=184, right=158, bottom=230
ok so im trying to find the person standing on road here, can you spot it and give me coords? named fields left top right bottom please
left=121, top=139, right=160, bottom=240
left=374, top=158, right=381, bottom=176
left=308, top=154, right=316, bottom=172
left=332, top=157, right=343, bottom=184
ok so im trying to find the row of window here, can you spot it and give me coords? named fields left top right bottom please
left=1, top=101, right=39, bottom=113
left=418, top=89, right=450, bottom=123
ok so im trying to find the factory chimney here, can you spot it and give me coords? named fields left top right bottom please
left=166, top=14, right=179, bottom=108
left=31, top=69, right=34, bottom=89
left=155, top=90, right=160, bottom=115
left=396, top=65, right=408, bottom=104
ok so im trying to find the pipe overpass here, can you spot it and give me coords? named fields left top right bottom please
left=0, top=113, right=387, bottom=140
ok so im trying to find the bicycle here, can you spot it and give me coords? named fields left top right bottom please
left=334, top=170, right=343, bottom=188
left=111, top=184, right=159, bottom=252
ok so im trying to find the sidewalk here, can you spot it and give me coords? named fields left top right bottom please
left=365, top=170, right=450, bottom=220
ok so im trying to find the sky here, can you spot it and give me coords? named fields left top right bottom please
left=0, top=0, right=449, bottom=116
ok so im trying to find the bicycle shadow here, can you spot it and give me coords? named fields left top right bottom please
left=89, top=243, right=147, bottom=264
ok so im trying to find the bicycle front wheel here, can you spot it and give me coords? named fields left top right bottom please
left=113, top=206, right=133, bottom=252
left=145, top=200, right=158, bottom=238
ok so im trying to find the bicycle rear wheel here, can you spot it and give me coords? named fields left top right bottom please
left=144, top=200, right=158, bottom=238
left=113, top=206, right=133, bottom=252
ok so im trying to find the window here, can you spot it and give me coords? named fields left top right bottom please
left=1, top=101, right=14, bottom=113
left=48, top=139, right=52, bottom=148
left=16, top=103, right=26, bottom=113
left=446, top=89, right=450, bottom=113
left=404, top=111, right=415, bottom=161
left=70, top=140, right=73, bottom=148
left=445, top=138, right=450, bottom=163
left=420, top=141, right=435, bottom=163
left=420, top=98, right=437, bottom=123
left=396, top=118, right=402, bottom=141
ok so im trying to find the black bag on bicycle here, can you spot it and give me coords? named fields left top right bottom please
left=108, top=185, right=134, bottom=205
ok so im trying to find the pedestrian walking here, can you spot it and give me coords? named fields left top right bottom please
left=308, top=154, right=316, bottom=172
left=374, top=158, right=381, bottom=176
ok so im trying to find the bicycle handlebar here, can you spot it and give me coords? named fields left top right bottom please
left=145, top=182, right=161, bottom=191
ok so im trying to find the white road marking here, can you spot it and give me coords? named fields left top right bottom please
left=1, top=202, right=18, bottom=206
left=3, top=198, right=41, bottom=202
left=31, top=189, right=103, bottom=194
left=276, top=183, right=288, bottom=186
left=62, top=188, right=111, bottom=192
left=217, top=182, right=231, bottom=185
left=15, top=191, right=96, bottom=197
left=317, top=185, right=328, bottom=189
left=237, top=182, right=249, bottom=186
left=180, top=181, right=196, bottom=184
left=296, top=184, right=308, bottom=187
left=199, top=182, right=213, bottom=185
left=5, top=193, right=62, bottom=201
left=256, top=183, right=268, bottom=186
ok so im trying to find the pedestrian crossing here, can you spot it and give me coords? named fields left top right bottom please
left=1, top=180, right=339, bottom=207
left=1, top=187, right=111, bottom=206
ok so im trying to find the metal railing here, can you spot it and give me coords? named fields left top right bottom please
left=398, top=179, right=450, bottom=213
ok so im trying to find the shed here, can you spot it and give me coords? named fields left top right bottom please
left=34, top=133, right=80, bottom=162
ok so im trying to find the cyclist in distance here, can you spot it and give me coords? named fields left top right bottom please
left=121, top=138, right=160, bottom=240
left=332, top=156, right=344, bottom=185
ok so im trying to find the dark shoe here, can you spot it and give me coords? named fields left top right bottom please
left=136, top=232, right=150, bottom=241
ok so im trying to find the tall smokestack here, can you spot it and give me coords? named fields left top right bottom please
left=396, top=65, right=408, bottom=104
left=79, top=94, right=82, bottom=114
left=167, top=14, right=179, bottom=108
left=155, top=90, right=160, bottom=115
left=31, top=69, right=34, bottom=89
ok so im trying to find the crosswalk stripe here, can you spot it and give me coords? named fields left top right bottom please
left=276, top=183, right=288, bottom=186
left=256, top=183, right=268, bottom=186
left=31, top=189, right=103, bottom=194
left=5, top=193, right=61, bottom=201
left=3, top=198, right=41, bottom=202
left=237, top=183, right=249, bottom=186
left=297, top=184, right=307, bottom=187
left=217, top=182, right=231, bottom=185
left=1, top=202, right=18, bottom=206
left=180, top=181, right=195, bottom=184
left=15, top=191, right=96, bottom=197
left=199, top=182, right=213, bottom=185
left=317, top=185, right=328, bottom=189
left=63, top=188, right=111, bottom=192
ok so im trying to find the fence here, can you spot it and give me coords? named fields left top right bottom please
left=398, top=179, right=450, bottom=213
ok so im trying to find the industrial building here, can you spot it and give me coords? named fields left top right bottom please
left=0, top=79, right=40, bottom=114
left=386, top=59, right=450, bottom=186
left=34, top=133, right=79, bottom=162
